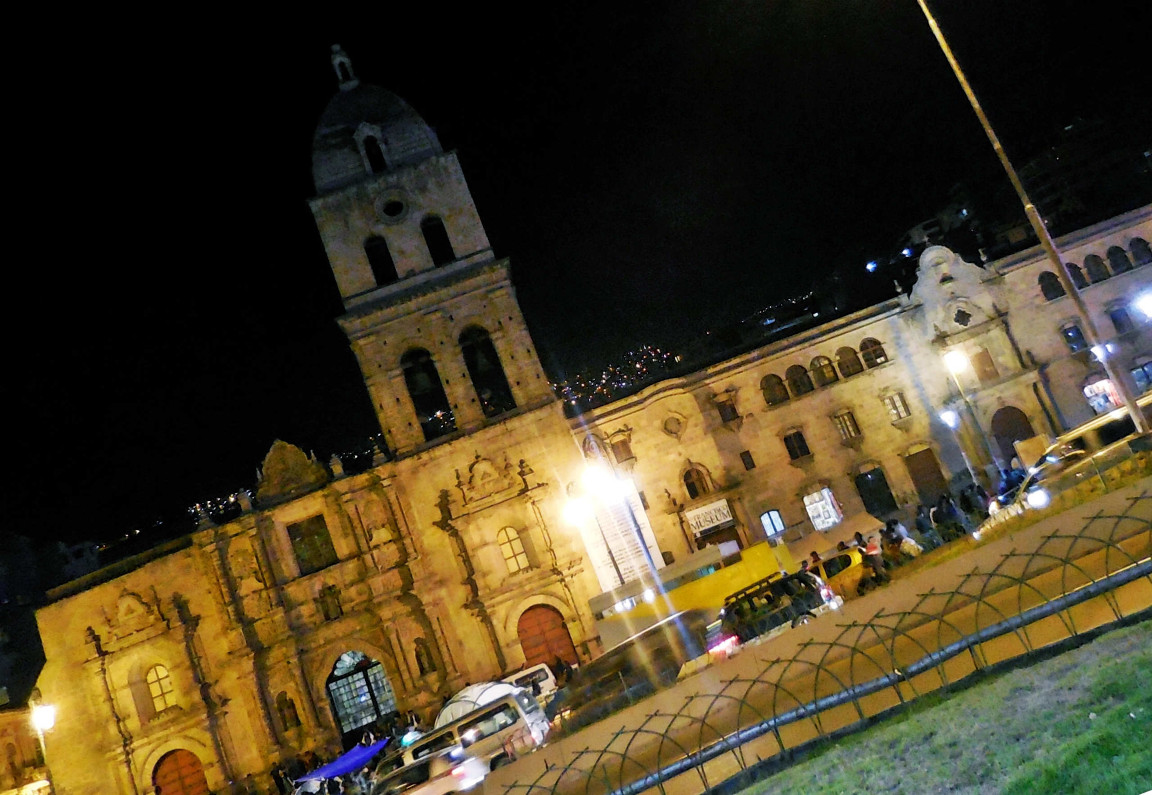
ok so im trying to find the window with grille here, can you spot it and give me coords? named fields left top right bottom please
left=288, top=515, right=338, bottom=576
left=498, top=527, right=530, bottom=574
left=783, top=430, right=811, bottom=460
left=883, top=392, right=911, bottom=421
left=833, top=410, right=861, bottom=441
left=146, top=665, right=175, bottom=714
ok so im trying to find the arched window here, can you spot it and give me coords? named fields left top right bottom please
left=459, top=327, right=516, bottom=418
left=836, top=347, right=864, bottom=378
left=414, top=638, right=438, bottom=676
left=785, top=364, right=814, bottom=396
left=1107, top=245, right=1132, bottom=274
left=760, top=374, right=789, bottom=406
left=146, top=665, right=175, bottom=714
left=1066, top=262, right=1088, bottom=288
left=1038, top=271, right=1066, bottom=301
left=498, top=527, right=530, bottom=574
left=276, top=692, right=301, bottom=730
left=421, top=216, right=454, bottom=266
left=811, top=356, right=838, bottom=387
left=1084, top=254, right=1110, bottom=283
left=365, top=236, right=398, bottom=287
left=860, top=338, right=888, bottom=368
left=363, top=136, right=386, bottom=174
left=683, top=467, right=709, bottom=500
left=401, top=348, right=456, bottom=441
left=1131, top=238, right=1152, bottom=266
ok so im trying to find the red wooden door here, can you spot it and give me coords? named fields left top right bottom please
left=517, top=605, right=578, bottom=668
left=153, top=749, right=210, bottom=795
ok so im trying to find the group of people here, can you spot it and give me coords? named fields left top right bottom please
left=803, top=484, right=998, bottom=598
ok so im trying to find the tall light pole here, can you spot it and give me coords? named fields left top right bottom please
left=915, top=0, right=1149, bottom=434
left=943, top=350, right=1003, bottom=477
left=939, top=408, right=981, bottom=487
left=29, top=692, right=56, bottom=794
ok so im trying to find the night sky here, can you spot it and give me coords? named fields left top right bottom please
left=9, top=1, right=1150, bottom=547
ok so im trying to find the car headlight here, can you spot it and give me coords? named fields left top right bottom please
left=1025, top=488, right=1050, bottom=509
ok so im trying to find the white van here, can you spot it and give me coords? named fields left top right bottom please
left=380, top=689, right=549, bottom=773
left=501, top=663, right=559, bottom=705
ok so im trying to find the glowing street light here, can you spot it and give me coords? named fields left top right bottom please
left=29, top=693, right=56, bottom=794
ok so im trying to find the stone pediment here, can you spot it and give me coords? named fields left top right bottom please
left=456, top=453, right=519, bottom=505
left=255, top=440, right=331, bottom=507
left=104, top=588, right=168, bottom=641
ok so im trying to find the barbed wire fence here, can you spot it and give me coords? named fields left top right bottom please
left=495, top=490, right=1152, bottom=795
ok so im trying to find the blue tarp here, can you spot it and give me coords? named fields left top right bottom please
left=297, top=738, right=390, bottom=782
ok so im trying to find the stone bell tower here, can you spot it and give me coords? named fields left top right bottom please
left=308, top=46, right=555, bottom=456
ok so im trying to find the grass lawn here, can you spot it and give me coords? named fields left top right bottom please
left=738, top=619, right=1152, bottom=795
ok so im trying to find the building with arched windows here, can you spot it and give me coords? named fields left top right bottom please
left=32, top=47, right=1152, bottom=794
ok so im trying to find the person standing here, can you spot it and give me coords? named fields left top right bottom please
left=915, top=504, right=943, bottom=550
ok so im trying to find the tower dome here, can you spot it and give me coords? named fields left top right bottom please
left=311, top=45, right=443, bottom=194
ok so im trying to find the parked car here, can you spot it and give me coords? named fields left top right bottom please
left=715, top=570, right=842, bottom=646
left=376, top=689, right=549, bottom=774
left=371, top=745, right=487, bottom=795
left=805, top=547, right=867, bottom=600
left=501, top=662, right=559, bottom=705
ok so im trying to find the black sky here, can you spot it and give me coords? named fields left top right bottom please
left=9, top=1, right=1151, bottom=546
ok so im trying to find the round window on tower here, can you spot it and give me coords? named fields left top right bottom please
left=375, top=193, right=409, bottom=224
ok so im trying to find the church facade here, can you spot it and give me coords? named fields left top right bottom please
left=34, top=48, right=1152, bottom=794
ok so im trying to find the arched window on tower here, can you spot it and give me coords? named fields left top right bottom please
left=836, top=347, right=864, bottom=378
left=1038, top=271, right=1066, bottom=301
left=1107, top=246, right=1133, bottom=274
left=811, top=356, right=838, bottom=387
left=421, top=216, right=455, bottom=266
left=1131, top=238, right=1152, bottom=266
left=401, top=348, right=456, bottom=441
left=860, top=338, right=888, bottom=368
left=1066, top=262, right=1088, bottom=288
left=363, top=136, right=387, bottom=174
left=760, top=374, right=789, bottom=406
left=365, top=236, right=398, bottom=287
left=1084, top=254, right=1110, bottom=283
left=785, top=364, right=814, bottom=396
left=459, top=327, right=517, bottom=418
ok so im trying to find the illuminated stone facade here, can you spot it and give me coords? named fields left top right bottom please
left=33, top=47, right=1152, bottom=794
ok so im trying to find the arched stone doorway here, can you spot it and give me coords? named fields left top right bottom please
left=326, top=651, right=398, bottom=748
left=990, top=406, right=1036, bottom=467
left=153, top=749, right=210, bottom=795
left=517, top=605, right=578, bottom=668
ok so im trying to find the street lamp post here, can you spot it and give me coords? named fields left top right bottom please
left=915, top=0, right=1149, bottom=434
left=29, top=694, right=56, bottom=794
left=939, top=408, right=981, bottom=488
left=943, top=350, right=1002, bottom=479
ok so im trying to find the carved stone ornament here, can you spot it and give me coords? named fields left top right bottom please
left=456, top=453, right=518, bottom=504
left=255, top=440, right=331, bottom=507
left=106, top=589, right=167, bottom=640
